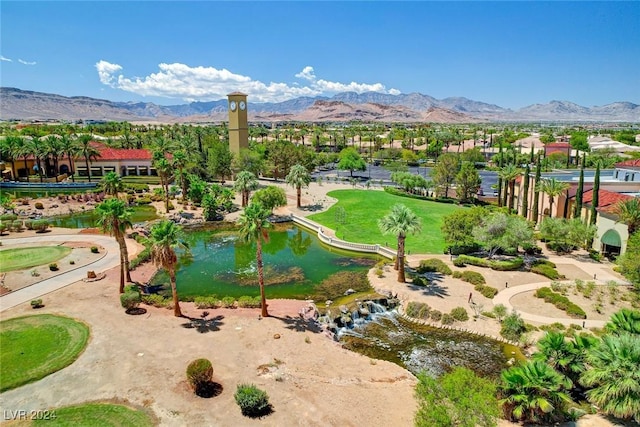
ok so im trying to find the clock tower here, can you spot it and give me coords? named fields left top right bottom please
left=227, top=92, right=248, bottom=155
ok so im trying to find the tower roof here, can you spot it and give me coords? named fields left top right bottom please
left=227, top=91, right=247, bottom=96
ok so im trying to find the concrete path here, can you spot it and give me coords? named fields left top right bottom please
left=493, top=281, right=608, bottom=328
left=0, top=234, right=121, bottom=312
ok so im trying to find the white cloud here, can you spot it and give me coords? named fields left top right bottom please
left=18, top=59, right=36, bottom=65
left=0, top=55, right=12, bottom=62
left=95, top=61, right=401, bottom=102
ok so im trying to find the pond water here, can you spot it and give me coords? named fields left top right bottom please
left=49, top=205, right=159, bottom=228
left=151, top=223, right=378, bottom=299
left=339, top=313, right=519, bottom=378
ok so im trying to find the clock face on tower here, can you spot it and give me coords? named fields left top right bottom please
left=239, top=101, right=246, bottom=111
left=230, top=101, right=237, bottom=111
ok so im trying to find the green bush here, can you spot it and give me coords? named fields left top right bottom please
left=452, top=257, right=466, bottom=267
left=405, top=301, right=431, bottom=319
left=416, top=258, right=452, bottom=275
left=120, top=291, right=141, bottom=311
left=237, top=295, right=261, bottom=308
left=430, top=310, right=442, bottom=321
left=501, top=312, right=526, bottom=341
left=531, top=264, right=563, bottom=280
left=23, top=219, right=33, bottom=230
left=235, top=384, right=271, bottom=417
left=221, top=296, right=235, bottom=308
left=186, top=358, right=213, bottom=394
left=49, top=263, right=58, bottom=271
left=141, top=294, right=170, bottom=308
left=30, top=299, right=44, bottom=309
left=534, top=287, right=587, bottom=319
left=90, top=246, right=99, bottom=253
left=455, top=255, right=523, bottom=271
left=136, top=197, right=153, bottom=205
left=441, top=313, right=454, bottom=325
left=475, top=284, right=498, bottom=298
left=412, top=276, right=428, bottom=286
left=0, top=214, right=17, bottom=221
left=452, top=270, right=486, bottom=286
left=11, top=220, right=23, bottom=231
left=450, top=307, right=469, bottom=322
left=0, top=221, right=7, bottom=234
left=32, top=219, right=49, bottom=233
left=35, top=202, right=44, bottom=210
left=194, top=296, right=220, bottom=309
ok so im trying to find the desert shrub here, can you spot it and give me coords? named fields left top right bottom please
left=416, top=258, right=452, bottom=275
left=23, top=219, right=33, bottom=230
left=186, top=358, right=214, bottom=394
left=405, top=301, right=431, bottom=319
left=441, top=313, right=455, bottom=325
left=452, top=257, right=466, bottom=267
left=535, top=287, right=586, bottom=319
left=531, top=264, right=563, bottom=280
left=500, top=312, right=526, bottom=341
left=483, top=311, right=496, bottom=319
left=475, top=284, right=498, bottom=298
left=450, top=307, right=469, bottom=322
left=34, top=202, right=44, bottom=210
left=167, top=201, right=175, bottom=211
left=141, top=294, right=170, bottom=307
left=48, top=263, right=58, bottom=271
left=375, top=267, right=384, bottom=277
left=492, top=304, right=508, bottom=321
left=490, top=257, right=524, bottom=271
left=120, top=291, right=141, bottom=311
left=430, top=310, right=442, bottom=321
left=452, top=270, right=485, bottom=286
left=412, top=276, right=428, bottom=286
left=32, top=219, right=49, bottom=232
left=235, top=384, right=271, bottom=417
left=0, top=214, right=17, bottom=221
left=30, top=299, right=44, bottom=309
left=221, top=296, right=236, bottom=308
left=11, top=220, right=23, bottom=231
left=194, top=296, right=220, bottom=309
left=90, top=246, right=99, bottom=253
left=136, top=197, right=153, bottom=205
left=238, top=295, right=261, bottom=308
left=0, top=221, right=7, bottom=234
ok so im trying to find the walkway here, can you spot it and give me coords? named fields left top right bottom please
left=0, top=234, right=121, bottom=312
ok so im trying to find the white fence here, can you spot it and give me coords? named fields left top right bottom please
left=290, top=214, right=396, bottom=259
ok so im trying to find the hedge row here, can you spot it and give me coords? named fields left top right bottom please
left=454, top=255, right=524, bottom=271
left=475, top=284, right=499, bottom=298
left=383, top=187, right=457, bottom=204
left=531, top=264, right=564, bottom=280
left=534, top=287, right=587, bottom=319
left=452, top=270, right=486, bottom=286
left=416, top=258, right=452, bottom=275
left=405, top=302, right=469, bottom=324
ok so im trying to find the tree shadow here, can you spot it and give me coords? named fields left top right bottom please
left=180, top=314, right=225, bottom=333
left=241, top=404, right=274, bottom=419
left=272, top=315, right=323, bottom=333
left=194, top=381, right=223, bottom=398
left=125, top=307, right=147, bottom=315
left=299, top=203, right=324, bottom=212
left=408, top=273, right=450, bottom=298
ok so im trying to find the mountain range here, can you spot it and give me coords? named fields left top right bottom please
left=1, top=87, right=638, bottom=123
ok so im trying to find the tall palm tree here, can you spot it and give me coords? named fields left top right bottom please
left=378, top=204, right=422, bottom=283
left=154, top=157, right=172, bottom=213
left=580, top=333, right=640, bottom=421
left=614, top=197, right=640, bottom=236
left=44, top=135, right=64, bottom=179
left=171, top=150, right=190, bottom=205
left=76, top=134, right=100, bottom=182
left=25, top=136, right=46, bottom=182
left=238, top=202, right=271, bottom=317
left=96, top=198, right=133, bottom=293
left=1, top=135, right=22, bottom=180
left=536, top=178, right=570, bottom=218
left=101, top=171, right=123, bottom=199
left=498, top=164, right=520, bottom=211
left=500, top=360, right=572, bottom=423
left=233, top=170, right=258, bottom=207
left=60, top=134, right=79, bottom=181
left=285, top=164, right=311, bottom=208
left=149, top=220, right=188, bottom=317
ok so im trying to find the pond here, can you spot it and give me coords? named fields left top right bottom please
left=49, top=205, right=159, bottom=228
left=151, top=223, right=379, bottom=299
left=339, top=313, right=520, bottom=378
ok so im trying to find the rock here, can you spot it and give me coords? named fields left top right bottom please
left=87, top=271, right=97, bottom=279
left=273, top=334, right=281, bottom=339
left=344, top=288, right=356, bottom=296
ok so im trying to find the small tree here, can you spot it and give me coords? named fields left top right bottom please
left=337, top=147, right=366, bottom=177
left=235, top=384, right=271, bottom=417
left=186, top=358, right=214, bottom=395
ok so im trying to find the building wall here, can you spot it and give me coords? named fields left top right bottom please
left=591, top=214, right=629, bottom=255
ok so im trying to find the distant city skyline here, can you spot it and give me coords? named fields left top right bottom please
left=1, top=1, right=639, bottom=109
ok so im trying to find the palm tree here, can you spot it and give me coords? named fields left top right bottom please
left=536, top=178, right=569, bottom=218
left=532, top=332, right=575, bottom=380
left=171, top=150, right=190, bottom=205
left=580, top=333, right=640, bottom=421
left=44, top=135, right=64, bottom=179
left=1, top=135, right=22, bottom=180
left=149, top=220, right=188, bottom=317
left=238, top=202, right=271, bottom=317
left=500, top=360, right=572, bottom=423
left=96, top=198, right=133, bottom=293
left=614, top=197, right=640, bottom=236
left=498, top=164, right=520, bottom=211
left=154, top=157, right=172, bottom=213
left=76, top=134, right=100, bottom=182
left=101, top=171, right=123, bottom=199
left=378, top=204, right=422, bottom=283
left=60, top=134, right=79, bottom=181
left=285, top=164, right=311, bottom=208
left=606, top=308, right=640, bottom=335
left=233, top=170, right=259, bottom=207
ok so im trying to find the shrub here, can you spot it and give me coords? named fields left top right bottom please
left=235, top=384, right=271, bottom=417
left=452, top=257, right=466, bottom=267
left=11, top=220, right=23, bottom=232
left=49, top=263, right=58, bottom=271
left=375, top=267, right=384, bottom=277
left=23, top=219, right=33, bottom=230
left=500, top=312, right=526, bottom=341
left=452, top=270, right=485, bottom=286
left=492, top=304, right=508, bottom=321
left=141, top=294, right=170, bottom=307
left=441, top=313, right=454, bottom=325
left=238, top=295, right=260, bottom=308
left=430, top=310, right=442, bottom=321
left=405, top=301, right=430, bottom=319
left=194, top=296, right=220, bottom=309
left=475, top=284, right=498, bottom=298
left=221, top=296, right=236, bottom=308
left=416, top=259, right=452, bottom=275
left=186, top=358, right=214, bottom=394
left=32, top=219, right=49, bottom=233
left=0, top=214, right=17, bottom=221
left=412, top=276, right=428, bottom=286
left=450, top=307, right=469, bottom=322
left=534, top=287, right=587, bottom=319
left=30, top=299, right=44, bottom=309
left=90, top=246, right=99, bottom=253
left=490, top=257, right=524, bottom=271
left=531, top=264, right=563, bottom=280
left=120, top=291, right=141, bottom=311
left=35, top=202, right=44, bottom=210
left=136, top=197, right=153, bottom=205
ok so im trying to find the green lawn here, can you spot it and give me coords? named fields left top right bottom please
left=0, top=247, right=72, bottom=272
left=0, top=315, right=90, bottom=392
left=26, top=403, right=156, bottom=427
left=308, top=189, right=463, bottom=254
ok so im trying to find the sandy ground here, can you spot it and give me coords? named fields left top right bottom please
left=0, top=181, right=635, bottom=426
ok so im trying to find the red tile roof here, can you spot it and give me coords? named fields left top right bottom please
left=545, top=142, right=571, bottom=148
left=582, top=189, right=634, bottom=213
left=615, top=159, right=640, bottom=169
left=90, top=142, right=153, bottom=161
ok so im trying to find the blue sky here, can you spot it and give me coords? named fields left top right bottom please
left=1, top=1, right=639, bottom=109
